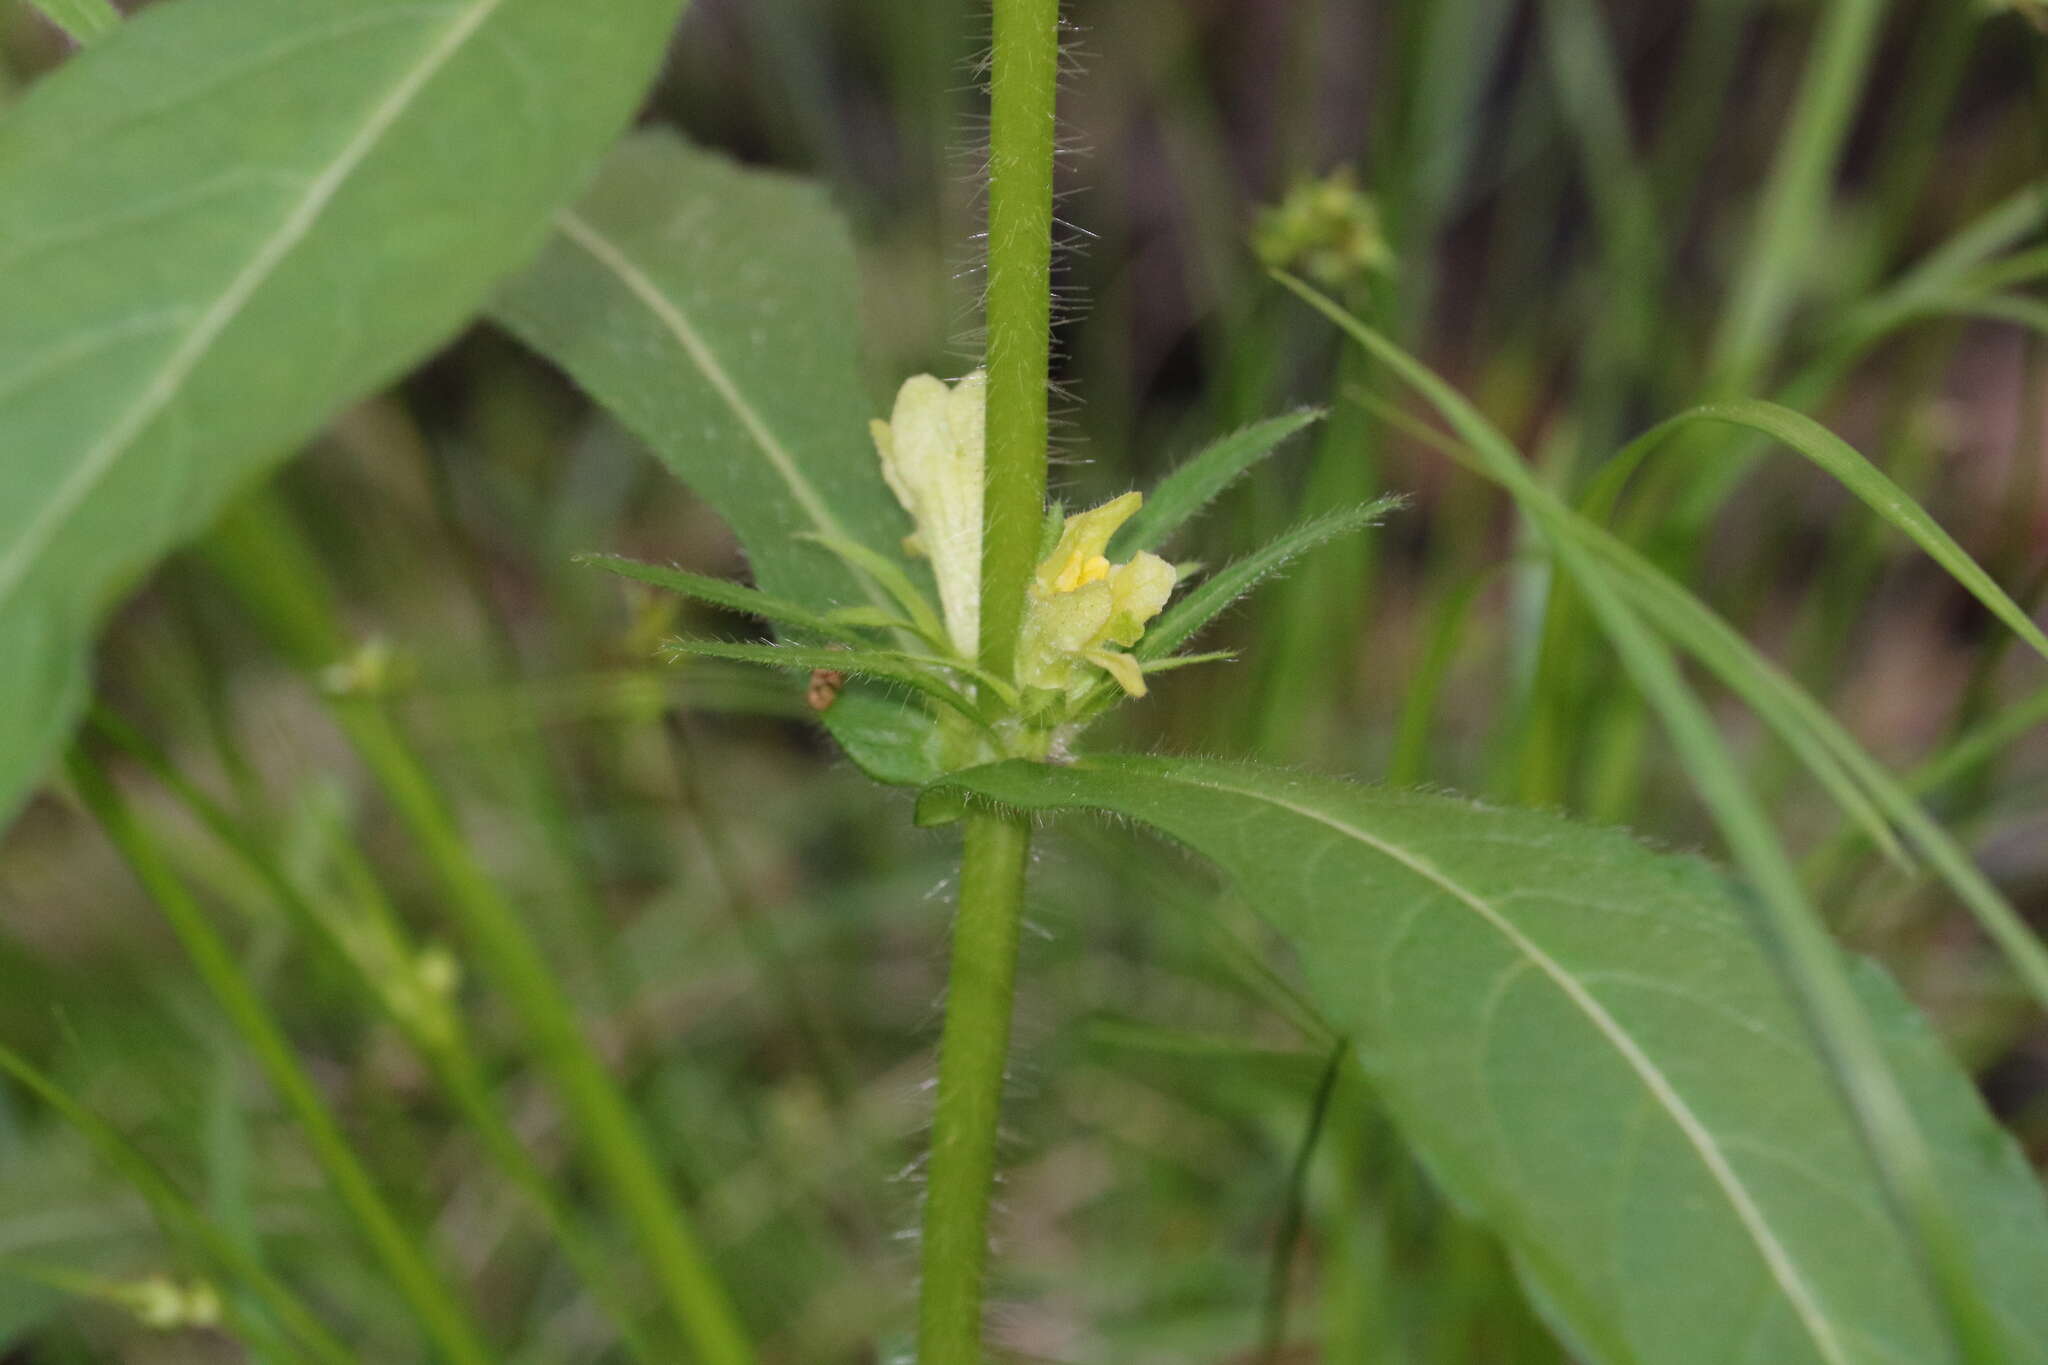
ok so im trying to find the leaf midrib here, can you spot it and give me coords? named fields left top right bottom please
left=1152, top=764, right=1854, bottom=1365
left=553, top=208, right=857, bottom=548
left=0, top=0, right=509, bottom=610
left=553, top=208, right=900, bottom=618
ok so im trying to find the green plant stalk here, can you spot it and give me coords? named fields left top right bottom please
left=977, top=0, right=1059, bottom=679
left=914, top=2, right=1059, bottom=1355
left=0, top=1042, right=354, bottom=1365
left=917, top=812, right=1031, bottom=1362
left=200, top=495, right=753, bottom=1364
left=63, top=748, right=499, bottom=1365
left=1709, top=0, right=1885, bottom=394
left=334, top=699, right=753, bottom=1365
left=89, top=707, right=665, bottom=1363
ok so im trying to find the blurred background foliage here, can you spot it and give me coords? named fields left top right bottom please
left=0, top=0, right=2044, bottom=1360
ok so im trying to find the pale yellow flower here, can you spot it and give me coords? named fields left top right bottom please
left=1017, top=492, right=1176, bottom=699
left=870, top=370, right=985, bottom=658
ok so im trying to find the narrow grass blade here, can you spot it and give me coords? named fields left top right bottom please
left=24, top=0, right=120, bottom=45
left=63, top=749, right=498, bottom=1365
left=1639, top=401, right=2048, bottom=664
left=0, top=1044, right=353, bottom=1365
left=1283, top=271, right=2018, bottom=1363
left=331, top=701, right=756, bottom=1364
left=1708, top=0, right=1886, bottom=391
left=88, top=708, right=666, bottom=1363
left=197, top=499, right=756, bottom=1364
left=1111, top=408, right=1325, bottom=556
left=1362, top=355, right=2048, bottom=1044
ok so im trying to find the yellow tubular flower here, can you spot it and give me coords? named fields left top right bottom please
left=1018, top=492, right=1177, bottom=700
left=870, top=370, right=986, bottom=659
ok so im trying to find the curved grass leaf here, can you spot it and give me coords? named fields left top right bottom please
left=1366, top=392, right=2048, bottom=1013
left=1632, top=401, right=2048, bottom=664
left=1111, top=408, right=1325, bottom=557
left=1282, top=271, right=2025, bottom=1360
left=927, top=754, right=2048, bottom=1365
left=491, top=131, right=936, bottom=783
left=0, top=0, right=688, bottom=830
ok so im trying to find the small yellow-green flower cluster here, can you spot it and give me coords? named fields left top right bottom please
left=123, top=1275, right=222, bottom=1331
left=870, top=370, right=985, bottom=659
left=1017, top=492, right=1175, bottom=701
left=1253, top=168, right=1392, bottom=291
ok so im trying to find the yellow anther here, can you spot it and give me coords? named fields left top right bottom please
left=1053, top=551, right=1111, bottom=594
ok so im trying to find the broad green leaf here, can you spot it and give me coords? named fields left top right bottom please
left=928, top=755, right=2048, bottom=1365
left=0, top=0, right=688, bottom=830
left=1110, top=407, right=1324, bottom=557
left=490, top=131, right=937, bottom=784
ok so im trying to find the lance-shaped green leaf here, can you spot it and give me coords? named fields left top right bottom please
left=492, top=132, right=937, bottom=783
left=925, top=755, right=2048, bottom=1365
left=577, top=552, right=876, bottom=642
left=1140, top=496, right=1404, bottom=661
left=1111, top=407, right=1325, bottom=557
left=0, top=0, right=689, bottom=830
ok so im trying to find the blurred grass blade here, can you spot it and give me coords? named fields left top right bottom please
left=63, top=749, right=498, bottom=1365
left=1708, top=0, right=1885, bottom=391
left=1111, top=408, right=1325, bottom=556
left=0, top=1043, right=354, bottom=1365
left=1573, top=538, right=2048, bottom=1012
left=928, top=755, right=2048, bottom=1365
left=0, top=0, right=689, bottom=831
left=1138, top=497, right=1405, bottom=662
left=198, top=496, right=756, bottom=1365
left=1644, top=401, right=2048, bottom=663
left=1361, top=365, right=2048, bottom=1029
left=23, top=0, right=119, bottom=45
left=88, top=707, right=666, bottom=1363
left=1281, top=271, right=2020, bottom=1362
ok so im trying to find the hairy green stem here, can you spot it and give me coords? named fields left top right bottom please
left=977, top=0, right=1059, bottom=677
left=918, top=813, right=1031, bottom=1362
left=916, top=2, right=1059, bottom=1354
